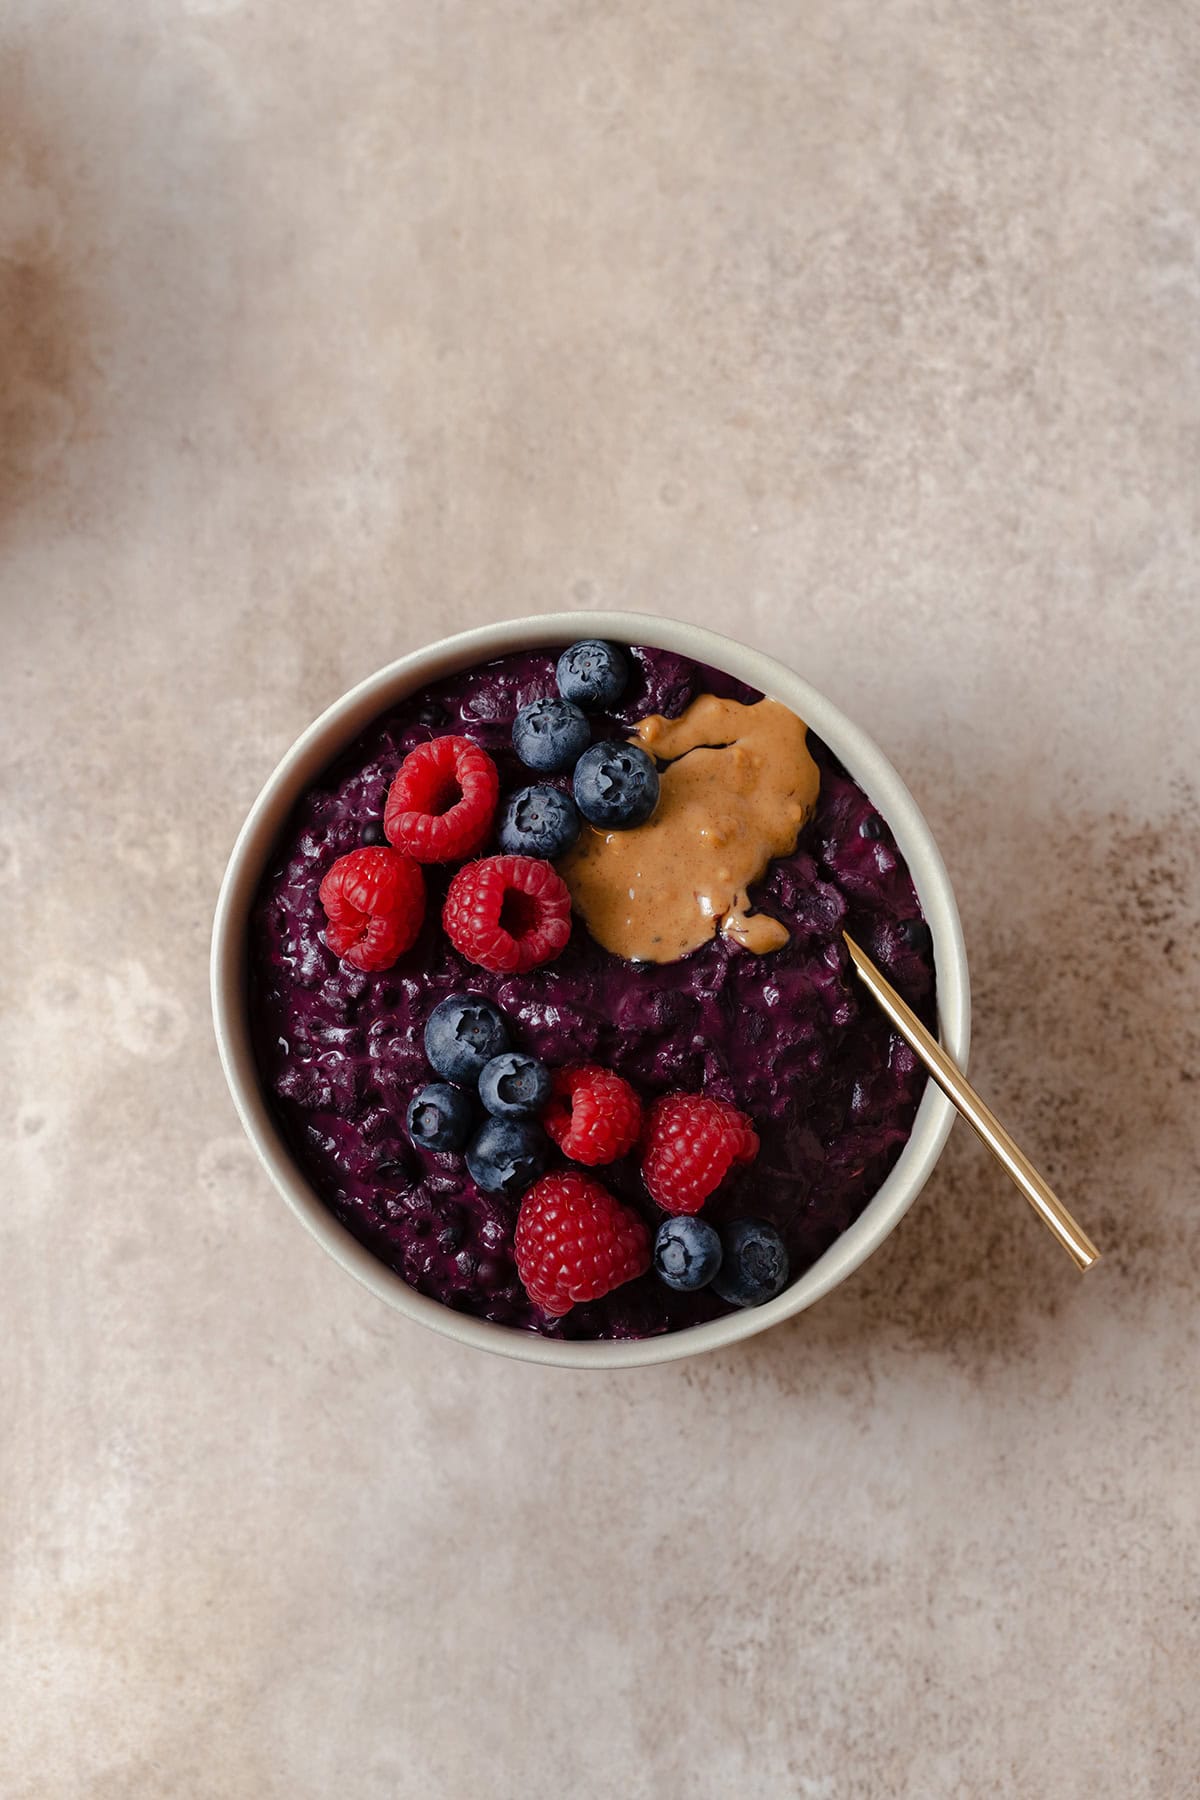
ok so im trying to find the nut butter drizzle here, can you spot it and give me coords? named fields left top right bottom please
left=558, top=694, right=820, bottom=963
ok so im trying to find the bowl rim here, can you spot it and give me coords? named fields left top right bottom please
left=211, top=611, right=970, bottom=1368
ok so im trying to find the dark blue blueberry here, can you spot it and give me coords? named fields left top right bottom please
left=512, top=697, right=591, bottom=773
left=423, top=994, right=510, bottom=1084
left=653, top=1216, right=723, bottom=1292
left=573, top=741, right=659, bottom=829
left=417, top=697, right=449, bottom=727
left=556, top=640, right=630, bottom=710
left=858, top=814, right=883, bottom=840
left=496, top=784, right=581, bottom=859
left=478, top=1051, right=552, bottom=1118
left=465, top=1117, right=547, bottom=1197
left=360, top=819, right=387, bottom=846
left=901, top=917, right=932, bottom=954
left=712, top=1219, right=790, bottom=1308
left=406, top=1083, right=475, bottom=1153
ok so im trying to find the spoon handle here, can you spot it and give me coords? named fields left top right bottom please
left=843, top=934, right=1101, bottom=1272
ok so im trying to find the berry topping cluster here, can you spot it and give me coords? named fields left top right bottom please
left=509, top=1066, right=788, bottom=1318
left=505, top=637, right=662, bottom=860
left=402, top=985, right=790, bottom=1320
left=302, top=640, right=793, bottom=1328
left=316, top=639, right=665, bottom=980
left=415, top=993, right=551, bottom=1196
left=650, top=1215, right=788, bottom=1306
left=319, top=731, right=574, bottom=979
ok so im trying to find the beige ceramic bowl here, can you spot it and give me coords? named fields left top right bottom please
left=211, top=612, right=970, bottom=1367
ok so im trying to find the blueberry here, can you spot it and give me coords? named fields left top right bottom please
left=653, top=1216, right=723, bottom=1292
left=497, top=784, right=581, bottom=859
left=406, top=1083, right=475, bottom=1153
left=858, top=814, right=883, bottom=840
left=901, top=917, right=932, bottom=954
left=556, top=640, right=630, bottom=710
left=424, top=994, right=510, bottom=1084
left=512, top=697, right=591, bottom=773
left=465, top=1117, right=547, bottom=1196
left=479, top=1051, right=552, bottom=1118
left=360, top=819, right=387, bottom=846
left=573, top=741, right=660, bottom=829
left=712, top=1219, right=790, bottom=1308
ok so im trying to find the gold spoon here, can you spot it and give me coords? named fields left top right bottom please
left=843, top=934, right=1100, bottom=1271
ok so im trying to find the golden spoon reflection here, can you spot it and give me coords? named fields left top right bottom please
left=843, top=934, right=1101, bottom=1272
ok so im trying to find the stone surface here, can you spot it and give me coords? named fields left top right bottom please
left=2, top=1, right=1198, bottom=1795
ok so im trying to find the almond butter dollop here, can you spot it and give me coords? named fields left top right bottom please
left=558, top=693, right=820, bottom=963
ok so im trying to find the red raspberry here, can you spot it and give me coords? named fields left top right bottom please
left=443, top=854, right=571, bottom=974
left=515, top=1171, right=651, bottom=1317
left=542, top=1065, right=643, bottom=1167
left=318, top=846, right=425, bottom=972
left=641, top=1092, right=760, bottom=1214
left=384, top=735, right=499, bottom=863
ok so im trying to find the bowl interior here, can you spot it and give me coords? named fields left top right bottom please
left=211, top=612, right=970, bottom=1368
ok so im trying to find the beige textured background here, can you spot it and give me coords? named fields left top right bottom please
left=3, top=1, right=1199, bottom=1795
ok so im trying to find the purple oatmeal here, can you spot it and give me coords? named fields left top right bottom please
left=249, top=645, right=935, bottom=1339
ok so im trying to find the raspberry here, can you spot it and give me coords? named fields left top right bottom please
left=443, top=854, right=571, bottom=974
left=384, top=735, right=499, bottom=863
left=515, top=1171, right=651, bottom=1317
left=318, top=847, right=425, bottom=972
left=641, top=1092, right=760, bottom=1215
left=542, top=1065, right=643, bottom=1166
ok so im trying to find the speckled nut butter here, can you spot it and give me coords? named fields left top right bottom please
left=559, top=694, right=820, bottom=962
